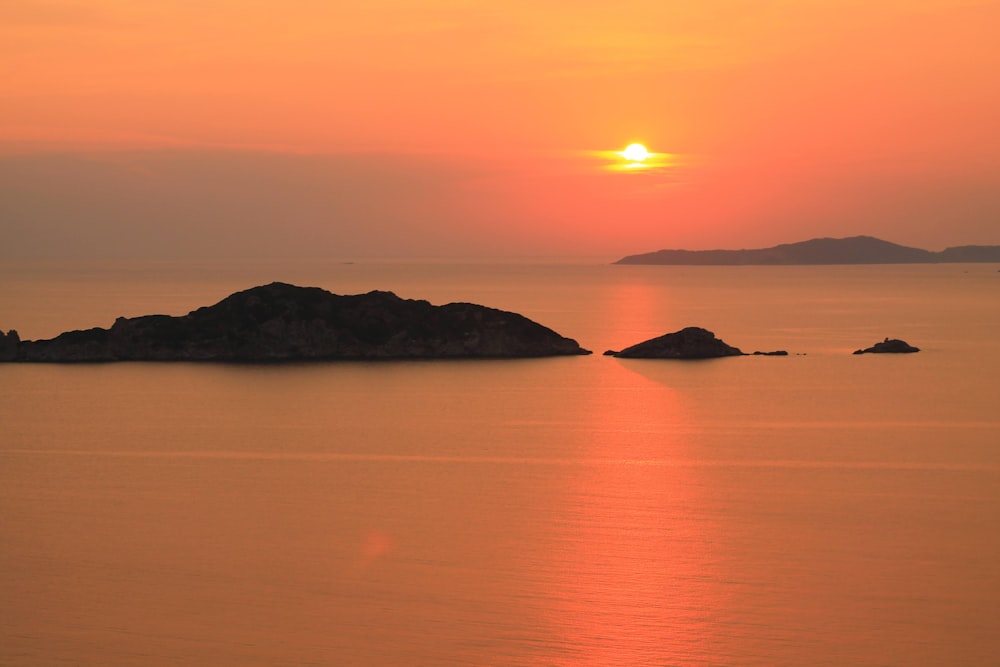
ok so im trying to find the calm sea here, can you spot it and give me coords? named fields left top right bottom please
left=2, top=260, right=999, bottom=666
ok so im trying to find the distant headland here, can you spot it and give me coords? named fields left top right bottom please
left=614, top=236, right=1000, bottom=265
left=0, top=282, right=591, bottom=362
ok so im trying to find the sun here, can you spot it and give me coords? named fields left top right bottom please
left=622, top=143, right=650, bottom=162
left=592, top=142, right=671, bottom=172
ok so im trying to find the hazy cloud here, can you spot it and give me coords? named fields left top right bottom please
left=0, top=150, right=498, bottom=260
left=0, top=0, right=109, bottom=26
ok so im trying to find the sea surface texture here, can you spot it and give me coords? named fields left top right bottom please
left=2, top=260, right=999, bottom=665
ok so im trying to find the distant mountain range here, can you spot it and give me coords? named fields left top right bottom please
left=614, top=236, right=1000, bottom=265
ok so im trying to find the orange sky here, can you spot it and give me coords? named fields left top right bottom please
left=2, top=0, right=999, bottom=258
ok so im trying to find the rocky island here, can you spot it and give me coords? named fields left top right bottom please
left=1, top=282, right=591, bottom=362
left=853, top=338, right=920, bottom=354
left=604, top=327, right=747, bottom=359
left=615, top=236, right=1000, bottom=265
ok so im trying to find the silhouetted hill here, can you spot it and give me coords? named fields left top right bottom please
left=604, top=327, right=745, bottom=359
left=615, top=236, right=1000, bottom=265
left=3, top=282, right=591, bottom=362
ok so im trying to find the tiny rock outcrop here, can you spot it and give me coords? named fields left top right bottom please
left=7, top=282, right=591, bottom=362
left=853, top=337, right=920, bottom=355
left=606, top=327, right=745, bottom=359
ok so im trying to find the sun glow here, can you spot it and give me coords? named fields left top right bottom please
left=622, top=143, right=650, bottom=162
left=589, top=143, right=674, bottom=172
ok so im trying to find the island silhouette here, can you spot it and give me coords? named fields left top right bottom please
left=615, top=235, right=1000, bottom=265
left=0, top=281, right=929, bottom=363
left=0, top=282, right=591, bottom=362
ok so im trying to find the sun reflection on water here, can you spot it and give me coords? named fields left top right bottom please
left=536, top=282, right=727, bottom=664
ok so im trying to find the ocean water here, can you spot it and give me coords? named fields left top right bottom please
left=1, top=260, right=999, bottom=665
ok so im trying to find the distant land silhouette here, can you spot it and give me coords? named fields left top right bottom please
left=615, top=236, right=1000, bottom=265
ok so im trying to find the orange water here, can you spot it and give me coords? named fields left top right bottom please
left=2, top=261, right=999, bottom=665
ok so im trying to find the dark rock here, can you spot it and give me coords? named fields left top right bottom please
left=608, top=327, right=744, bottom=359
left=0, top=329, right=19, bottom=361
left=10, top=282, right=591, bottom=362
left=752, top=350, right=788, bottom=356
left=853, top=337, right=920, bottom=355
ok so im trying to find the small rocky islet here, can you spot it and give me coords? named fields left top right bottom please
left=853, top=338, right=921, bottom=354
left=1, top=283, right=921, bottom=362
left=604, top=327, right=749, bottom=359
